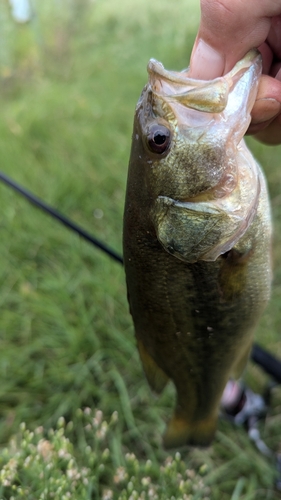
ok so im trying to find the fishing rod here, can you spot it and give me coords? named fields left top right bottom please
left=0, top=170, right=279, bottom=380
left=0, top=172, right=123, bottom=265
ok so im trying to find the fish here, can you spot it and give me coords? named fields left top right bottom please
left=123, top=49, right=272, bottom=448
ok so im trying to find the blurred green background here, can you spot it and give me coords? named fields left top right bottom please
left=1, top=0, right=281, bottom=498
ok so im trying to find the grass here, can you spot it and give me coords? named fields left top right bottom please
left=0, top=0, right=281, bottom=498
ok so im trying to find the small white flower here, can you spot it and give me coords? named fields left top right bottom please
left=102, top=489, right=113, bottom=500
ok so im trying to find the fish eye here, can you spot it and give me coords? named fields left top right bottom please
left=146, top=124, right=171, bottom=154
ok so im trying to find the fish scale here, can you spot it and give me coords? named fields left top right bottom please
left=123, top=50, right=272, bottom=448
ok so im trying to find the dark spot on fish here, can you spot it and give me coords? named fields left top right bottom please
left=221, top=248, right=242, bottom=261
left=221, top=247, right=253, bottom=264
left=221, top=250, right=231, bottom=259
left=166, top=243, right=176, bottom=254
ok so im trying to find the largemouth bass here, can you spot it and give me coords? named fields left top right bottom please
left=123, top=50, right=272, bottom=448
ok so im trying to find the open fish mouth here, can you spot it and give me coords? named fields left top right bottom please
left=154, top=184, right=260, bottom=263
left=147, top=49, right=261, bottom=115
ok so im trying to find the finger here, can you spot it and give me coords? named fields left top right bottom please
left=189, top=0, right=281, bottom=79
left=248, top=75, right=281, bottom=135
left=255, top=74, right=281, bottom=103
left=251, top=113, right=281, bottom=145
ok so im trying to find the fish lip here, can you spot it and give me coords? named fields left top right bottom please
left=148, top=49, right=261, bottom=89
left=147, top=49, right=262, bottom=114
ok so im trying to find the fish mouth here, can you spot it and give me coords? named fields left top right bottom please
left=144, top=49, right=262, bottom=138
left=148, top=49, right=258, bottom=86
left=147, top=49, right=261, bottom=114
left=153, top=180, right=260, bottom=263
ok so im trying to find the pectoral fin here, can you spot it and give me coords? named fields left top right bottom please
left=137, top=339, right=169, bottom=394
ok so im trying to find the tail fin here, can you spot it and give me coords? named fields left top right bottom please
left=163, top=412, right=217, bottom=449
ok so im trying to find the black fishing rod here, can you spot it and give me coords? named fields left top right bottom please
left=0, top=170, right=280, bottom=382
left=0, top=172, right=123, bottom=265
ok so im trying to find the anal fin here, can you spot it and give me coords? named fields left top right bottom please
left=137, top=339, right=169, bottom=394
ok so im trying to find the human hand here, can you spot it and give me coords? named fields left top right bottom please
left=189, top=0, right=281, bottom=145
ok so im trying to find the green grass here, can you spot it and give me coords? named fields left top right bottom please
left=0, top=0, right=281, bottom=498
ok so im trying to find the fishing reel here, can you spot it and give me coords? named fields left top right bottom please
left=220, top=343, right=281, bottom=490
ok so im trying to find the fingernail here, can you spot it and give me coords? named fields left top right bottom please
left=190, top=39, right=225, bottom=80
left=251, top=98, right=281, bottom=124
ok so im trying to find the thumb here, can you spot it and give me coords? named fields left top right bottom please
left=189, top=0, right=274, bottom=79
left=189, top=37, right=225, bottom=80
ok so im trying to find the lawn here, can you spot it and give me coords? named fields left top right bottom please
left=0, top=0, right=281, bottom=498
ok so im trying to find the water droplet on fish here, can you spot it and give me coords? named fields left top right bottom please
left=207, top=326, right=214, bottom=332
left=135, top=134, right=139, bottom=140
